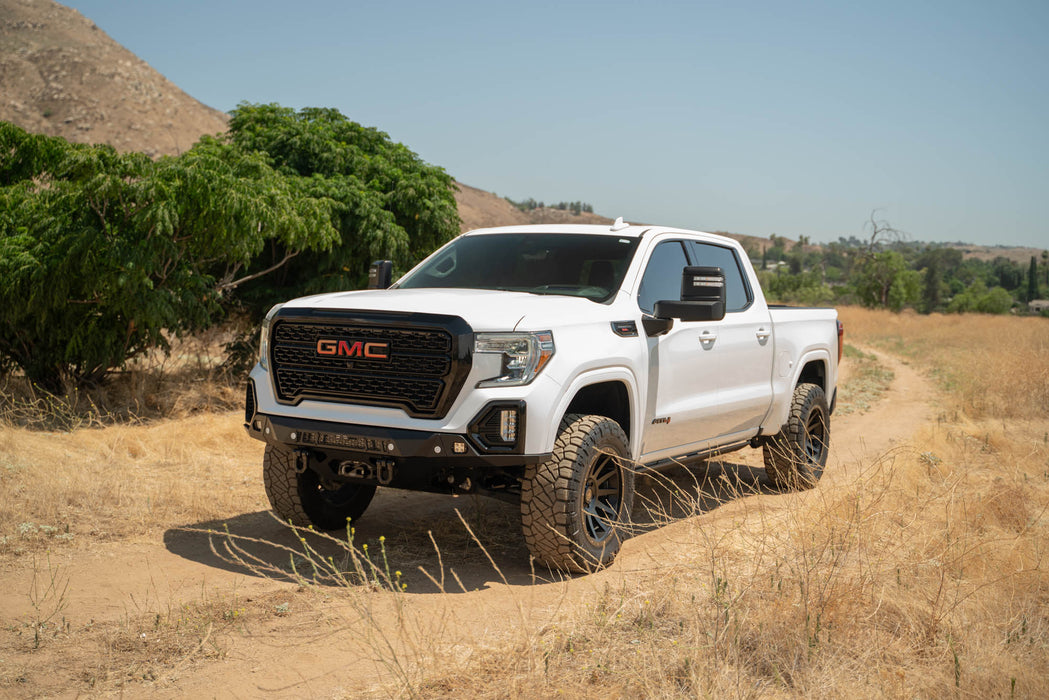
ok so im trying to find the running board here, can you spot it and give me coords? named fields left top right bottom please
left=637, top=440, right=751, bottom=474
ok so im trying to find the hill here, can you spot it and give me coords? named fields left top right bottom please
left=0, top=0, right=227, bottom=156
left=453, top=182, right=614, bottom=231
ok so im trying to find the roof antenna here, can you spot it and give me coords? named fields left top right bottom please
left=611, top=216, right=629, bottom=231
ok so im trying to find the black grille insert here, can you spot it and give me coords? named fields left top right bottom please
left=268, top=309, right=473, bottom=419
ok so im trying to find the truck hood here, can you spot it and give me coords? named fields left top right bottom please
left=283, top=288, right=614, bottom=332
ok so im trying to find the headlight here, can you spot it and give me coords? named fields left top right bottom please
left=258, top=303, right=284, bottom=371
left=474, top=331, right=555, bottom=388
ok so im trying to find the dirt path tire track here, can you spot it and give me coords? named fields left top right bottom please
left=1, top=346, right=936, bottom=696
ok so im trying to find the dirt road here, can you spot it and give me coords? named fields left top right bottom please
left=2, top=349, right=934, bottom=697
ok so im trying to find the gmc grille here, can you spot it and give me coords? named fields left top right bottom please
left=268, top=309, right=473, bottom=419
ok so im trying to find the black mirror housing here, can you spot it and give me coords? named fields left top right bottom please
left=368, top=260, right=394, bottom=289
left=653, top=266, right=726, bottom=322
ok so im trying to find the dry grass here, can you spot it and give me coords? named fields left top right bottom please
left=836, top=344, right=894, bottom=415
left=403, top=419, right=1049, bottom=698
left=0, top=412, right=263, bottom=555
left=400, top=308, right=1049, bottom=698
left=0, top=324, right=248, bottom=430
left=2, top=571, right=310, bottom=694
left=839, top=307, right=1049, bottom=419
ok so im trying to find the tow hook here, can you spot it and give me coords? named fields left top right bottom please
left=293, top=449, right=309, bottom=474
left=338, top=461, right=371, bottom=479
left=376, top=459, right=395, bottom=485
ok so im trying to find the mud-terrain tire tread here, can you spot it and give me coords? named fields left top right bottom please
left=521, top=414, right=634, bottom=573
left=763, top=382, right=829, bottom=490
left=263, top=445, right=375, bottom=530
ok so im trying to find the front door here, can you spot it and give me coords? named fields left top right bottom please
left=638, top=240, right=728, bottom=460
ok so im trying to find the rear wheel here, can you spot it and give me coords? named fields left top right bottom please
left=263, top=445, right=376, bottom=530
left=763, top=383, right=830, bottom=490
left=521, top=414, right=635, bottom=572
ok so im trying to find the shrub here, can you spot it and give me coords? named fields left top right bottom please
left=0, top=122, right=336, bottom=389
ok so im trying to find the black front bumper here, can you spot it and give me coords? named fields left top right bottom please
left=246, top=412, right=547, bottom=468
left=244, top=410, right=549, bottom=497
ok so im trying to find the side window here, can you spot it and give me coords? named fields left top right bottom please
left=637, top=241, right=689, bottom=314
left=689, top=242, right=752, bottom=312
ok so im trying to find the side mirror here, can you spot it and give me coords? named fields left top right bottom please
left=368, top=260, right=393, bottom=289
left=653, top=266, right=726, bottom=323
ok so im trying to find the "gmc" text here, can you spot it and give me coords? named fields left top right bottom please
left=316, top=339, right=389, bottom=359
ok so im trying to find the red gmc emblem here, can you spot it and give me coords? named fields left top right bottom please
left=316, top=339, right=390, bottom=359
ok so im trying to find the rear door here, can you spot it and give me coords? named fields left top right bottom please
left=688, top=241, right=774, bottom=435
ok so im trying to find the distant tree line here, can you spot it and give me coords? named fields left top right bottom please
left=505, top=197, right=594, bottom=215
left=748, top=220, right=1048, bottom=315
left=0, top=105, right=460, bottom=390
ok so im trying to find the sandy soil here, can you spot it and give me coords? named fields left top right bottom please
left=0, top=349, right=933, bottom=697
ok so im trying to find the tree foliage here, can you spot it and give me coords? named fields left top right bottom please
left=758, top=216, right=1039, bottom=316
left=0, top=121, right=337, bottom=388
left=225, top=104, right=460, bottom=301
left=1, top=106, right=461, bottom=388
left=505, top=196, right=594, bottom=214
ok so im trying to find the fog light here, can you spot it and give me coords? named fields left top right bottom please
left=500, top=409, right=517, bottom=442
left=453, top=441, right=467, bottom=454
left=469, top=401, right=525, bottom=451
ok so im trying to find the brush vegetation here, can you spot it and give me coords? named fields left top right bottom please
left=0, top=109, right=459, bottom=390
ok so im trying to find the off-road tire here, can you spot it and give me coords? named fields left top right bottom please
left=763, top=382, right=830, bottom=490
left=521, top=414, right=635, bottom=573
left=263, top=445, right=376, bottom=531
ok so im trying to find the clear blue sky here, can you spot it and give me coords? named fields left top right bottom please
left=64, top=0, right=1049, bottom=248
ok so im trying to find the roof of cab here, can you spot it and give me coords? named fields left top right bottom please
left=460, top=221, right=726, bottom=239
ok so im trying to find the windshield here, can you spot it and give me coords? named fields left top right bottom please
left=396, top=233, right=641, bottom=302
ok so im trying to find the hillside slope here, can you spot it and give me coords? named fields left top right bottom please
left=0, top=0, right=228, bottom=156
left=454, top=181, right=614, bottom=232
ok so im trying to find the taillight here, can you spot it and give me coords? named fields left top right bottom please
left=837, top=319, right=844, bottom=363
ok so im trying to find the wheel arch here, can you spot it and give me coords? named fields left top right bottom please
left=796, top=357, right=827, bottom=393
left=545, top=369, right=639, bottom=456
left=564, top=381, right=632, bottom=441
left=762, top=349, right=832, bottom=433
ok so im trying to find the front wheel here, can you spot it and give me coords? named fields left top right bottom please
left=262, top=445, right=376, bottom=530
left=521, top=414, right=635, bottom=573
left=763, top=383, right=830, bottom=490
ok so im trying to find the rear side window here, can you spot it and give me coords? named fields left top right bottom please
left=688, top=242, right=752, bottom=312
left=637, top=241, right=690, bottom=314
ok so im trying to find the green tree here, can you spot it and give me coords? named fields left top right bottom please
left=0, top=122, right=337, bottom=389
left=852, top=251, right=908, bottom=308
left=921, top=256, right=943, bottom=313
left=1029, top=256, right=1039, bottom=302
left=887, top=269, right=922, bottom=311
left=225, top=104, right=460, bottom=301
left=978, top=286, right=1014, bottom=314
left=947, top=280, right=1013, bottom=315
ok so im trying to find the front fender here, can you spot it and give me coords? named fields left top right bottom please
left=537, top=367, right=642, bottom=460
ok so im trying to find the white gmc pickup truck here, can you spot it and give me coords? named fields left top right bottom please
left=244, top=221, right=842, bottom=571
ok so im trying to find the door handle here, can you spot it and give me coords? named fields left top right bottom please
left=700, top=331, right=718, bottom=343
left=755, top=328, right=771, bottom=340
